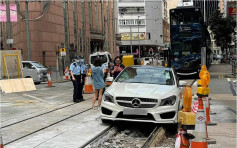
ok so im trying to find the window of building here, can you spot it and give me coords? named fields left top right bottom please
left=119, top=19, right=145, bottom=26
left=146, top=33, right=151, bottom=40
left=119, top=7, right=145, bottom=13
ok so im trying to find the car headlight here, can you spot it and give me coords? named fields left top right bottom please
left=103, top=91, right=114, bottom=103
left=160, top=96, right=176, bottom=106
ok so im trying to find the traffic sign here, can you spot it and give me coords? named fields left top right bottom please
left=7, top=39, right=13, bottom=44
left=60, top=48, right=66, bottom=56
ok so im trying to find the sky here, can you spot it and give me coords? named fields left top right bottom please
left=167, top=0, right=179, bottom=10
left=167, top=0, right=179, bottom=22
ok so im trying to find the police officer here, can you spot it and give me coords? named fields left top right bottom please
left=78, top=57, right=86, bottom=101
left=69, top=57, right=82, bottom=103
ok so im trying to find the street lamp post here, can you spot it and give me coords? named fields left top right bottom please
left=25, top=0, right=31, bottom=60
left=130, top=25, right=132, bottom=54
left=138, top=16, right=140, bottom=59
left=202, top=0, right=207, bottom=66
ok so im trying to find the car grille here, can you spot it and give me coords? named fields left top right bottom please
left=116, top=97, right=158, bottom=108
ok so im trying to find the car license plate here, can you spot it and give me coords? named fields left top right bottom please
left=123, top=108, right=147, bottom=115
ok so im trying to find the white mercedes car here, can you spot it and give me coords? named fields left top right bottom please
left=101, top=66, right=186, bottom=124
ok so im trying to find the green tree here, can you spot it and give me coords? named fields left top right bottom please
left=209, top=10, right=236, bottom=54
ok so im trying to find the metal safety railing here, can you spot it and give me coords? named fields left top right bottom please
left=231, top=59, right=237, bottom=75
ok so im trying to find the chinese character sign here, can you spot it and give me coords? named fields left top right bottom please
left=0, top=4, right=6, bottom=22
left=0, top=4, right=17, bottom=22
left=10, top=4, right=17, bottom=22
left=229, top=8, right=237, bottom=16
left=121, top=32, right=146, bottom=41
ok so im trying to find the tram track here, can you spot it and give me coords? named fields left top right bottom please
left=1, top=98, right=94, bottom=129
left=83, top=125, right=166, bottom=148
left=2, top=99, right=95, bottom=146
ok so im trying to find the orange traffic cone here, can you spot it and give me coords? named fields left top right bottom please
left=191, top=97, right=208, bottom=148
left=46, top=72, right=54, bottom=87
left=204, top=97, right=217, bottom=126
left=0, top=133, right=3, bottom=148
left=84, top=76, right=94, bottom=94
left=203, top=97, right=217, bottom=144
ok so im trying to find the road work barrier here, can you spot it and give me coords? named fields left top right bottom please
left=0, top=78, right=36, bottom=93
left=175, top=129, right=194, bottom=148
left=176, top=86, right=195, bottom=147
left=64, top=67, right=70, bottom=80
left=0, top=50, right=36, bottom=93
left=191, top=65, right=216, bottom=146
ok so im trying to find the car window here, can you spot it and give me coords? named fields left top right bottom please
left=116, top=67, right=175, bottom=85
left=32, top=62, right=44, bottom=68
left=108, top=55, right=112, bottom=63
left=23, top=63, right=33, bottom=69
left=91, top=55, right=108, bottom=64
left=145, top=58, right=149, bottom=61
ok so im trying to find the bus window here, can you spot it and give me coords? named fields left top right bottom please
left=183, top=14, right=192, bottom=25
left=171, top=13, right=178, bottom=25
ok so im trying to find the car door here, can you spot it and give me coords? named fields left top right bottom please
left=22, top=62, right=38, bottom=82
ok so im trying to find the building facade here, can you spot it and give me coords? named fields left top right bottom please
left=116, top=0, right=169, bottom=57
left=1, top=0, right=116, bottom=69
left=193, top=0, right=219, bottom=24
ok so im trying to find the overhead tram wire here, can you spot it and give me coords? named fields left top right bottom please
left=15, top=0, right=50, bottom=21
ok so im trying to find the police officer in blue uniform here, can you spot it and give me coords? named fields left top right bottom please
left=78, top=57, right=86, bottom=101
left=69, top=57, right=83, bottom=103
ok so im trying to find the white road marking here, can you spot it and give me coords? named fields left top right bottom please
left=23, top=94, right=53, bottom=105
left=47, top=92, right=72, bottom=99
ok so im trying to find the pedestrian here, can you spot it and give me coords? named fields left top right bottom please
left=101, top=63, right=108, bottom=94
left=152, top=55, right=158, bottom=66
left=111, top=56, right=125, bottom=79
left=91, top=58, right=105, bottom=109
left=69, top=57, right=82, bottom=103
left=78, top=57, right=86, bottom=101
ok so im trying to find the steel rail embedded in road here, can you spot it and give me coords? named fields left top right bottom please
left=1, top=99, right=93, bottom=129
left=82, top=126, right=116, bottom=148
left=3, top=106, right=93, bottom=146
left=84, top=126, right=166, bottom=148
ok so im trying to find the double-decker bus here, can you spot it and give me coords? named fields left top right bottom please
left=169, top=7, right=211, bottom=76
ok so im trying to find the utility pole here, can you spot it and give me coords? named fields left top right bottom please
left=130, top=25, right=132, bottom=54
left=101, top=0, right=104, bottom=51
left=6, top=0, right=12, bottom=50
left=138, top=16, right=140, bottom=59
left=73, top=0, right=78, bottom=53
left=202, top=0, right=207, bottom=66
left=25, top=1, right=31, bottom=60
left=63, top=0, right=69, bottom=72
left=82, top=0, right=86, bottom=59
left=107, top=5, right=109, bottom=52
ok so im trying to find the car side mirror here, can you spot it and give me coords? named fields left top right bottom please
left=31, top=66, right=35, bottom=69
left=178, top=80, right=187, bottom=87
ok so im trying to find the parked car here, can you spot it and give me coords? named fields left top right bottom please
left=141, top=57, right=151, bottom=65
left=101, top=66, right=186, bottom=124
left=216, top=54, right=223, bottom=60
left=22, top=61, right=48, bottom=84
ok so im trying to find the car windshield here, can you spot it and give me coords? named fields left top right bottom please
left=32, top=62, right=44, bottom=68
left=115, top=67, right=175, bottom=85
left=91, top=55, right=108, bottom=65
